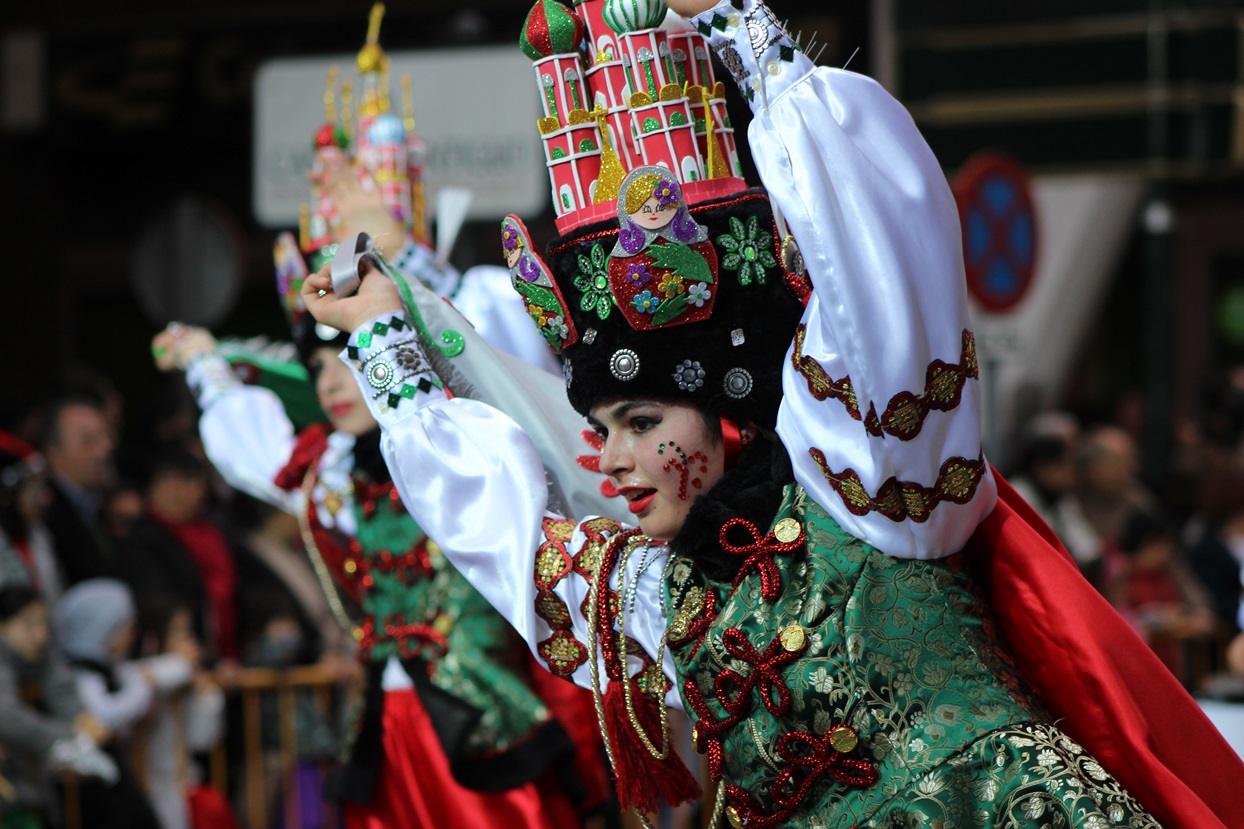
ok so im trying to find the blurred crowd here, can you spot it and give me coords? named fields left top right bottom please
left=0, top=372, right=354, bottom=829
left=3, top=360, right=1244, bottom=827
left=1002, top=371, right=1244, bottom=686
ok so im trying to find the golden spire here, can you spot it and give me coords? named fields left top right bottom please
left=703, top=87, right=727, bottom=180
left=323, top=64, right=339, bottom=125
left=340, top=78, right=354, bottom=140
left=299, top=204, right=310, bottom=251
left=401, top=74, right=415, bottom=134
left=357, top=3, right=387, bottom=74
left=590, top=104, right=626, bottom=203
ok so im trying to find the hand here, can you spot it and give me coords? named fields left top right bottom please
left=664, top=0, right=720, bottom=18
left=152, top=324, right=218, bottom=371
left=316, top=152, right=407, bottom=254
left=73, top=712, right=110, bottom=745
left=301, top=260, right=403, bottom=334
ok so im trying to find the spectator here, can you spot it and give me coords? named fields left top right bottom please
left=40, top=396, right=117, bottom=585
left=1074, top=424, right=1159, bottom=543
left=1107, top=513, right=1216, bottom=681
left=0, top=584, right=117, bottom=828
left=119, top=446, right=239, bottom=663
left=51, top=580, right=164, bottom=829
left=1185, top=464, right=1244, bottom=632
left=133, top=597, right=231, bottom=829
left=0, top=431, right=64, bottom=603
left=1009, top=417, right=1104, bottom=587
left=102, top=479, right=146, bottom=544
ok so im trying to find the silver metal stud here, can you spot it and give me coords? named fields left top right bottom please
left=723, top=367, right=753, bottom=399
left=610, top=349, right=640, bottom=381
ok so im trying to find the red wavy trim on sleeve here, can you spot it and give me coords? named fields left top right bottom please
left=967, top=470, right=1244, bottom=829
left=273, top=423, right=331, bottom=491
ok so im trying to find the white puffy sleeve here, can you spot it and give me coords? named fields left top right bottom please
left=692, top=0, right=996, bottom=559
left=341, top=313, right=681, bottom=706
left=185, top=353, right=301, bottom=515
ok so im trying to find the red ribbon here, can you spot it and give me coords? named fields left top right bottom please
left=720, top=416, right=744, bottom=470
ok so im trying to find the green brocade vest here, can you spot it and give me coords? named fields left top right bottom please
left=309, top=472, right=551, bottom=759
left=662, top=486, right=1159, bottom=828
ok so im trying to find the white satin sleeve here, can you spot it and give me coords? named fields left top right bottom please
left=693, top=0, right=996, bottom=559
left=341, top=313, right=682, bottom=707
left=185, top=353, right=300, bottom=515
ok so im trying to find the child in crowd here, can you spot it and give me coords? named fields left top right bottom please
left=134, top=597, right=231, bottom=829
left=0, top=584, right=117, bottom=829
left=51, top=579, right=167, bottom=829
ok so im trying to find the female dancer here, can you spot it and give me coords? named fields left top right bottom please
left=153, top=265, right=601, bottom=827
left=301, top=0, right=1244, bottom=825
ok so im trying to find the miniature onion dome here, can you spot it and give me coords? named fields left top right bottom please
left=602, top=0, right=666, bottom=34
left=520, top=0, right=586, bottom=60
left=313, top=123, right=350, bottom=150
left=366, top=111, right=406, bottom=146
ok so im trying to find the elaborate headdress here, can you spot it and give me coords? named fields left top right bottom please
left=504, top=0, right=809, bottom=429
left=275, top=2, right=431, bottom=362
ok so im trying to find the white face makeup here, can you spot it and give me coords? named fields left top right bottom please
left=589, top=399, right=726, bottom=541
left=310, top=348, right=379, bottom=437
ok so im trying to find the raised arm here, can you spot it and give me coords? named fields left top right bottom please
left=300, top=264, right=680, bottom=703
left=154, top=327, right=301, bottom=514
left=689, top=0, right=996, bottom=558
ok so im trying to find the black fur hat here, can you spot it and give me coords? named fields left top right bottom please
left=503, top=171, right=809, bottom=429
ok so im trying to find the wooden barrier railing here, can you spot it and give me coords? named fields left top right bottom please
left=221, top=664, right=352, bottom=829
left=44, top=664, right=354, bottom=829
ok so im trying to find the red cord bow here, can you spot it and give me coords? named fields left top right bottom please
left=719, top=518, right=802, bottom=602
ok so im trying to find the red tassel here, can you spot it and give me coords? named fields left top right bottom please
left=603, top=680, right=701, bottom=814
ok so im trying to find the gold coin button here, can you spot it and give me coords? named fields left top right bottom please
left=351, top=626, right=365, bottom=642
left=829, top=725, right=859, bottom=753
left=773, top=517, right=801, bottom=544
left=725, top=805, right=744, bottom=828
left=343, top=559, right=358, bottom=574
left=779, top=624, right=807, bottom=652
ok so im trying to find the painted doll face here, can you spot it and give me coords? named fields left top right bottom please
left=309, top=348, right=378, bottom=437
left=630, top=195, right=676, bottom=231
left=589, top=399, right=725, bottom=541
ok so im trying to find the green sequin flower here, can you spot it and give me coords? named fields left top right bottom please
left=574, top=243, right=613, bottom=320
left=717, top=214, right=778, bottom=286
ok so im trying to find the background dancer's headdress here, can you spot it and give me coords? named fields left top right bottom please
left=276, top=2, right=432, bottom=363
left=504, top=0, right=810, bottom=430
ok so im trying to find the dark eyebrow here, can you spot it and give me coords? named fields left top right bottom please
left=608, top=401, right=662, bottom=420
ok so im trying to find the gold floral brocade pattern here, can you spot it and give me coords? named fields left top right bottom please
left=533, top=516, right=624, bottom=677
left=810, top=449, right=987, bottom=523
left=791, top=326, right=979, bottom=442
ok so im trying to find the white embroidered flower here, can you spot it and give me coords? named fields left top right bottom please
left=1021, top=795, right=1046, bottom=819
left=687, top=281, right=712, bottom=307
left=671, top=561, right=691, bottom=585
left=973, top=778, right=998, bottom=801
left=806, top=631, right=825, bottom=656
left=908, top=737, right=927, bottom=753
left=1036, top=748, right=1060, bottom=767
left=1007, top=735, right=1037, bottom=748
left=916, top=773, right=945, bottom=795
left=1084, top=760, right=1109, bottom=781
left=1107, top=804, right=1125, bottom=823
left=809, top=666, right=833, bottom=694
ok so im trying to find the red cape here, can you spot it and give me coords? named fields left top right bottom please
left=968, top=472, right=1244, bottom=828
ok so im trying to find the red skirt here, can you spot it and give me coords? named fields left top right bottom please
left=342, top=689, right=583, bottom=829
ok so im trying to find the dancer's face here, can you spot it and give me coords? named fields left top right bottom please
left=589, top=400, right=725, bottom=541
left=309, top=348, right=378, bottom=436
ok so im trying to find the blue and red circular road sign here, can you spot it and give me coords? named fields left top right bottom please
left=951, top=152, right=1038, bottom=313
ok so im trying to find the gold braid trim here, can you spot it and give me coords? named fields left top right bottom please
left=809, top=449, right=987, bottom=523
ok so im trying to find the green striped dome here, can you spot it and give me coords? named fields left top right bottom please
left=602, top=0, right=667, bottom=34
